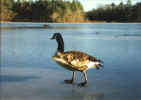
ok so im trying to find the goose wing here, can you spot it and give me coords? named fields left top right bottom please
left=63, top=51, right=99, bottom=62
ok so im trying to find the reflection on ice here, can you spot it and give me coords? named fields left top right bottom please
left=0, top=67, right=104, bottom=100
left=82, top=93, right=104, bottom=100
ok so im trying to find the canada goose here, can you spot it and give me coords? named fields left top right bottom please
left=51, top=33, right=103, bottom=87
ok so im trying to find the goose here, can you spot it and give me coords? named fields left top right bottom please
left=50, top=33, right=103, bottom=87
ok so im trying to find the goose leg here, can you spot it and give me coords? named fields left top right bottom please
left=64, top=71, right=76, bottom=84
left=78, top=71, right=88, bottom=87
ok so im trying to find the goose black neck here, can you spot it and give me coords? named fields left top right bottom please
left=56, top=36, right=64, bottom=53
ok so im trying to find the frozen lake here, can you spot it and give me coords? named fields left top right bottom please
left=0, top=22, right=141, bottom=100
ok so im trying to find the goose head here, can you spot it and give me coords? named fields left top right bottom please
left=50, top=33, right=61, bottom=40
left=51, top=33, right=64, bottom=53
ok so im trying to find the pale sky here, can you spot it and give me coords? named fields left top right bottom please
left=78, top=0, right=140, bottom=11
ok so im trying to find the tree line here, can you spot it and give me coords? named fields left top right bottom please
left=0, top=0, right=141, bottom=22
left=86, top=0, right=141, bottom=22
left=0, top=0, right=85, bottom=22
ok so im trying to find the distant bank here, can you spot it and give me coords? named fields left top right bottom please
left=1, top=0, right=141, bottom=23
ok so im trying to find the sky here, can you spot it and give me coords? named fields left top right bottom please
left=78, top=0, right=141, bottom=11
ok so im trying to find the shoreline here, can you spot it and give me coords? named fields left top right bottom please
left=1, top=21, right=141, bottom=24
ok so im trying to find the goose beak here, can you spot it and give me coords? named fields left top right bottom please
left=50, top=37, right=54, bottom=40
left=50, top=35, right=56, bottom=40
left=50, top=36, right=55, bottom=40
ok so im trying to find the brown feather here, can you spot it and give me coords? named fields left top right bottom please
left=59, top=51, right=99, bottom=62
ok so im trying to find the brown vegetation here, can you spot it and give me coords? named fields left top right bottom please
left=0, top=0, right=141, bottom=23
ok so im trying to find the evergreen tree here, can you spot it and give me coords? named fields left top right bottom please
left=1, top=0, right=140, bottom=22
left=0, top=0, right=16, bottom=21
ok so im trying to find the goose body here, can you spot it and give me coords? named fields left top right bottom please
left=51, top=33, right=103, bottom=86
left=53, top=51, right=102, bottom=71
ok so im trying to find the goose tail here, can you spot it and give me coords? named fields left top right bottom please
left=95, top=59, right=104, bottom=70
